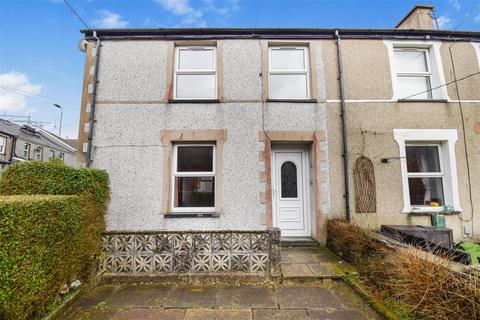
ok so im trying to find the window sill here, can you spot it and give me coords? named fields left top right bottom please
left=168, top=99, right=220, bottom=104
left=164, top=212, right=220, bottom=218
left=407, top=210, right=461, bottom=216
left=267, top=98, right=318, bottom=103
left=397, top=99, right=448, bottom=103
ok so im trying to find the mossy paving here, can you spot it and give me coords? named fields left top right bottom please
left=62, top=281, right=382, bottom=319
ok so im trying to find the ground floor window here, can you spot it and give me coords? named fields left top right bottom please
left=406, top=144, right=444, bottom=207
left=394, top=129, right=461, bottom=213
left=172, top=144, right=215, bottom=212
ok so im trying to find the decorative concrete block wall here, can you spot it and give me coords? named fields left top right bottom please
left=99, top=229, right=281, bottom=277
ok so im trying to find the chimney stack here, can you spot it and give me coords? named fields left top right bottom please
left=395, top=5, right=435, bottom=30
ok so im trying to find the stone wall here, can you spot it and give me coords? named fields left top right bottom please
left=99, top=229, right=281, bottom=277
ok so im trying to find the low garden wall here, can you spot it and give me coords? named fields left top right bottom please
left=99, top=229, right=281, bottom=277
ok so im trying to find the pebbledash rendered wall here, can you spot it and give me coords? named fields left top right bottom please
left=90, top=39, right=331, bottom=235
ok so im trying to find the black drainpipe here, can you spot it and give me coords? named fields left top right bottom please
left=86, top=31, right=101, bottom=168
left=335, top=30, right=351, bottom=222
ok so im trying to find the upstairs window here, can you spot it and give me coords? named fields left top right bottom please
left=49, top=150, right=55, bottom=159
left=394, top=48, right=432, bottom=100
left=23, top=143, right=31, bottom=159
left=269, top=47, right=310, bottom=99
left=58, top=152, right=64, bottom=162
left=172, top=144, right=215, bottom=212
left=35, top=147, right=43, bottom=161
left=0, top=136, right=6, bottom=154
left=174, top=47, right=216, bottom=100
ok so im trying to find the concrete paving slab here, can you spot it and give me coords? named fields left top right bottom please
left=184, top=308, right=252, bottom=320
left=307, top=308, right=370, bottom=319
left=72, top=285, right=119, bottom=309
left=104, top=284, right=173, bottom=307
left=163, top=285, right=217, bottom=308
left=217, top=285, right=278, bottom=308
left=275, top=285, right=343, bottom=309
left=66, top=307, right=119, bottom=320
left=281, top=263, right=314, bottom=278
left=253, top=308, right=309, bottom=320
left=286, top=253, right=320, bottom=264
left=307, top=263, right=334, bottom=276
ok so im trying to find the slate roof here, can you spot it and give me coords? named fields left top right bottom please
left=0, top=119, right=75, bottom=154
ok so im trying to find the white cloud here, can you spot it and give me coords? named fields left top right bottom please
left=437, top=15, right=452, bottom=29
left=475, top=10, right=480, bottom=23
left=203, top=0, right=240, bottom=19
left=0, top=71, right=42, bottom=112
left=92, top=10, right=129, bottom=28
left=155, top=0, right=206, bottom=26
left=449, top=0, right=461, bottom=10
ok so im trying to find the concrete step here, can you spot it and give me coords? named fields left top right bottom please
left=280, top=238, right=320, bottom=248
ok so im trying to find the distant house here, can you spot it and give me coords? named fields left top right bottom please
left=0, top=119, right=77, bottom=168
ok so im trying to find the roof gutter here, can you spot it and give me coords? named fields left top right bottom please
left=85, top=31, right=101, bottom=168
left=335, top=30, right=351, bottom=222
left=80, top=28, right=480, bottom=42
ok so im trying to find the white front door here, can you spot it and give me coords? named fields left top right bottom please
left=272, top=147, right=310, bottom=237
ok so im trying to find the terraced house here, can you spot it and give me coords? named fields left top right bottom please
left=76, top=6, right=479, bottom=274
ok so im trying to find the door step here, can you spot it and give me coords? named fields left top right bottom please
left=280, top=238, right=319, bottom=248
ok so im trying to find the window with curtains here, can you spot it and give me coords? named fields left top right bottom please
left=406, top=144, right=445, bottom=207
left=172, top=144, right=215, bottom=212
left=174, top=47, right=217, bottom=100
left=269, top=47, right=310, bottom=99
left=394, top=129, right=461, bottom=213
left=394, top=48, right=433, bottom=99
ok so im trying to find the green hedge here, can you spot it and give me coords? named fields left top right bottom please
left=0, top=195, right=81, bottom=320
left=0, top=160, right=109, bottom=279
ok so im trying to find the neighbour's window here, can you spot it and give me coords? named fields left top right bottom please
left=394, top=129, right=461, bottom=213
left=35, top=147, right=43, bottom=161
left=49, top=150, right=55, bottom=159
left=172, top=144, right=215, bottom=212
left=406, top=144, right=444, bottom=207
left=174, top=47, right=216, bottom=100
left=269, top=47, right=310, bottom=99
left=23, top=143, right=31, bottom=159
left=58, top=153, right=64, bottom=162
left=394, top=48, right=432, bottom=99
left=0, top=136, right=6, bottom=154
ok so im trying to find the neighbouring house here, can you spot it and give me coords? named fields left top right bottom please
left=0, top=129, right=15, bottom=169
left=0, top=119, right=77, bottom=167
left=75, top=5, right=479, bottom=274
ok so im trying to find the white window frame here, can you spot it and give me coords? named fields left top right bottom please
left=268, top=46, right=310, bottom=99
left=171, top=143, right=216, bottom=213
left=385, top=40, right=448, bottom=100
left=35, top=147, right=43, bottom=161
left=173, top=46, right=217, bottom=100
left=473, top=42, right=480, bottom=75
left=394, top=129, right=461, bottom=213
left=405, top=143, right=445, bottom=208
left=23, top=143, right=31, bottom=159
left=394, top=48, right=433, bottom=99
left=0, top=136, right=6, bottom=155
left=49, top=149, right=55, bottom=159
left=58, top=152, right=64, bottom=162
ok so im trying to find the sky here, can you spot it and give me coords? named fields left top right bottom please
left=0, top=0, right=479, bottom=139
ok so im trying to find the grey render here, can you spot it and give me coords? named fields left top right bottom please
left=0, top=119, right=77, bottom=167
left=91, top=39, right=331, bottom=231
